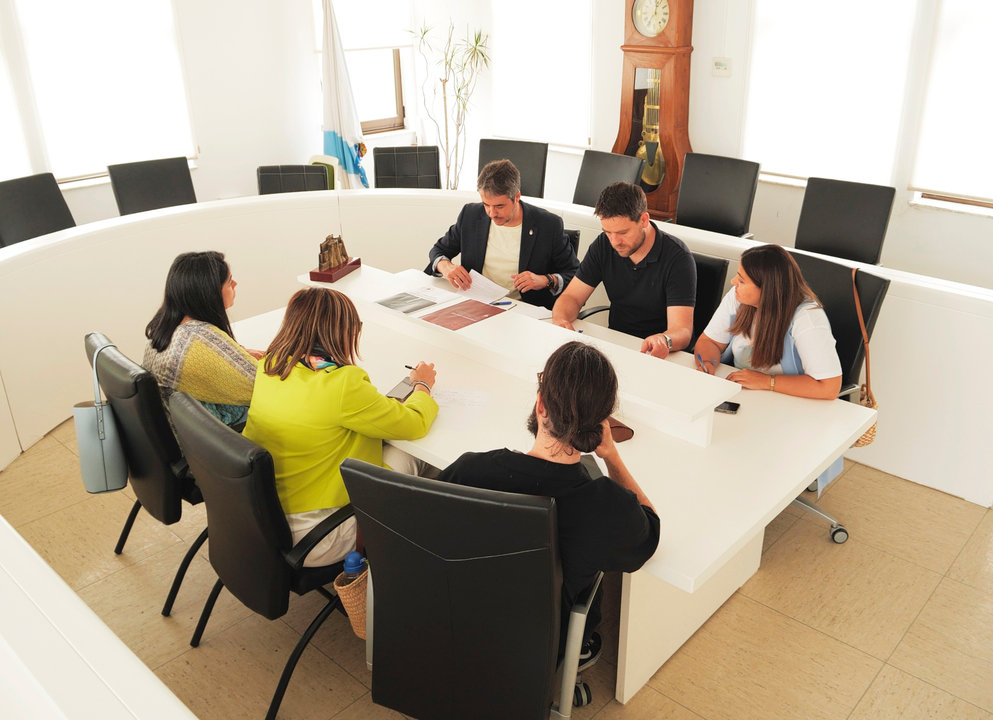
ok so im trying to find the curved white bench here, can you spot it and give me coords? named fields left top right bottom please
left=2, top=189, right=992, bottom=507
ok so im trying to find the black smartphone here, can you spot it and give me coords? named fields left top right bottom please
left=714, top=401, right=740, bottom=415
left=386, top=378, right=414, bottom=401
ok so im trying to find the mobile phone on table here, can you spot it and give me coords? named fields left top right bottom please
left=386, top=378, right=414, bottom=401
left=714, top=401, right=740, bottom=415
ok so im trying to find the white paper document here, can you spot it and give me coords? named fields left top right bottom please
left=455, top=270, right=511, bottom=305
left=375, top=285, right=459, bottom=313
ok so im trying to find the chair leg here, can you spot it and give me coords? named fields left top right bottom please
left=162, top=527, right=209, bottom=617
left=190, top=578, right=224, bottom=647
left=265, top=596, right=341, bottom=720
left=791, top=495, right=838, bottom=525
left=791, top=496, right=849, bottom=543
left=114, top=499, right=142, bottom=554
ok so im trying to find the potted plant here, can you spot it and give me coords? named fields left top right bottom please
left=413, top=23, right=490, bottom=190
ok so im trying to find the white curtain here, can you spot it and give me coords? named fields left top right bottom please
left=321, top=0, right=368, bottom=188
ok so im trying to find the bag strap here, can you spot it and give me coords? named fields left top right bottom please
left=851, top=268, right=872, bottom=397
left=90, top=343, right=116, bottom=408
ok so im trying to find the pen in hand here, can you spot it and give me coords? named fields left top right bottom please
left=695, top=353, right=713, bottom=374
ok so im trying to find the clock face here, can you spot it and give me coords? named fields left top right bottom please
left=632, top=0, right=670, bottom=37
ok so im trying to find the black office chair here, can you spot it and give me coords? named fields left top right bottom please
left=794, top=177, right=896, bottom=265
left=572, top=150, right=645, bottom=207
left=0, top=172, right=76, bottom=247
left=256, top=164, right=329, bottom=194
left=478, top=139, right=549, bottom=198
left=787, top=252, right=891, bottom=542
left=84, top=333, right=206, bottom=616
left=373, top=146, right=442, bottom=188
left=340, top=458, right=600, bottom=719
left=674, top=153, right=760, bottom=238
left=106, top=157, right=197, bottom=215
left=564, top=229, right=580, bottom=258
left=689, top=252, right=730, bottom=348
left=169, top=392, right=354, bottom=720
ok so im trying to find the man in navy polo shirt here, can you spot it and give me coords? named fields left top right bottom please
left=552, top=182, right=696, bottom=358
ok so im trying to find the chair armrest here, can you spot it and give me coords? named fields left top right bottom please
left=740, top=232, right=754, bottom=240
left=838, top=383, right=860, bottom=400
left=284, top=504, right=355, bottom=570
left=577, top=305, right=609, bottom=320
left=554, top=571, right=605, bottom=716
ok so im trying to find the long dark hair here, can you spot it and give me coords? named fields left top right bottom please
left=145, top=251, right=233, bottom=351
left=263, top=288, right=362, bottom=380
left=527, top=341, right=618, bottom=453
left=729, top=244, right=820, bottom=369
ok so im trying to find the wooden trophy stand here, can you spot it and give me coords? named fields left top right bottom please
left=309, top=234, right=361, bottom=283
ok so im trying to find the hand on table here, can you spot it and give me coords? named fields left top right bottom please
left=439, top=260, right=471, bottom=290
left=640, top=334, right=670, bottom=359
left=511, top=271, right=548, bottom=293
left=726, top=368, right=770, bottom=390
left=552, top=318, right=576, bottom=331
left=408, top=361, right=437, bottom=390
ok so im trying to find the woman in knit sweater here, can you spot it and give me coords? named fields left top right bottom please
left=143, top=251, right=260, bottom=427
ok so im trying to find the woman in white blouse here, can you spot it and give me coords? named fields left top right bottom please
left=694, top=244, right=842, bottom=400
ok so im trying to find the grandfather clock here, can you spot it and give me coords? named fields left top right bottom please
left=612, top=0, right=693, bottom=220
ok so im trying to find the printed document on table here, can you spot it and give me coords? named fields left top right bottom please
left=456, top=270, right=510, bottom=305
left=376, top=285, right=459, bottom=314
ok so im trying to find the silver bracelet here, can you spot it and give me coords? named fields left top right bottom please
left=412, top=380, right=432, bottom=394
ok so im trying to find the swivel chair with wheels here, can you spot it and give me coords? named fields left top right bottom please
left=572, top=150, right=645, bottom=207
left=478, top=139, right=548, bottom=197
left=340, top=458, right=600, bottom=719
left=787, top=251, right=891, bottom=543
left=169, top=392, right=354, bottom=720
left=0, top=172, right=76, bottom=247
left=83, top=332, right=206, bottom=616
left=674, top=153, right=760, bottom=238
left=106, top=157, right=197, bottom=215
left=794, top=177, right=895, bottom=265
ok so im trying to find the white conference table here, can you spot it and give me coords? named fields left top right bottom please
left=234, top=264, right=876, bottom=703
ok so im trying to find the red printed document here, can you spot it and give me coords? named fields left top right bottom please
left=420, top=299, right=504, bottom=331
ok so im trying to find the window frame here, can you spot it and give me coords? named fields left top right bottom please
left=353, top=47, right=405, bottom=135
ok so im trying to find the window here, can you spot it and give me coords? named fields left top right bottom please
left=325, top=0, right=409, bottom=134
left=744, top=1, right=993, bottom=207
left=1, top=0, right=195, bottom=182
left=490, top=0, right=593, bottom=148
left=743, top=0, right=914, bottom=185
left=911, top=2, right=993, bottom=205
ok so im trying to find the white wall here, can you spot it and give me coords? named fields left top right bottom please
left=54, top=0, right=993, bottom=291
left=63, top=0, right=321, bottom=225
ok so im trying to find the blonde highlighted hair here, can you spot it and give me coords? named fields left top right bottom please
left=263, top=288, right=362, bottom=380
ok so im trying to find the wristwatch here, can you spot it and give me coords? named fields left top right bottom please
left=661, top=333, right=672, bottom=350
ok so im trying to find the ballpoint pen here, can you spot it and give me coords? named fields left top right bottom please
left=490, top=300, right=512, bottom=306
left=695, top=353, right=711, bottom=373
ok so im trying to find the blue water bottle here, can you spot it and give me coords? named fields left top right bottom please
left=340, top=551, right=366, bottom=586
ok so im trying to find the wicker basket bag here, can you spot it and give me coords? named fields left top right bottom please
left=333, top=565, right=369, bottom=639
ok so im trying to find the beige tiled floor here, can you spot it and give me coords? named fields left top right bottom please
left=2, top=420, right=992, bottom=719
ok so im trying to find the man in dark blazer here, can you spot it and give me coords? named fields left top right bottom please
left=425, top=160, right=579, bottom=309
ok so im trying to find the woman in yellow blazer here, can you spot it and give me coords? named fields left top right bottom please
left=243, top=287, right=439, bottom=566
